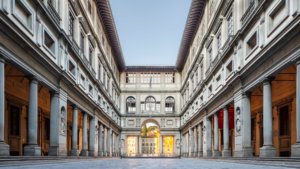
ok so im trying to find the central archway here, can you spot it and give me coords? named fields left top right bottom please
left=140, top=120, right=160, bottom=156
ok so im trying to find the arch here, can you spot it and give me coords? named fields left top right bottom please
left=165, top=96, right=175, bottom=113
left=145, top=96, right=156, bottom=112
left=140, top=119, right=160, bottom=138
left=126, top=96, right=136, bottom=113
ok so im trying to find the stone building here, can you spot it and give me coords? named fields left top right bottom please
left=0, top=0, right=300, bottom=158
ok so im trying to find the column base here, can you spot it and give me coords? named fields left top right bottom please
left=89, top=150, right=96, bottom=157
left=260, top=146, right=277, bottom=157
left=24, top=144, right=41, bottom=156
left=198, top=151, right=203, bottom=157
left=48, top=146, right=67, bottom=156
left=222, top=149, right=232, bottom=157
left=203, top=150, right=212, bottom=157
left=291, top=143, right=300, bottom=157
left=71, top=149, right=78, bottom=156
left=233, top=147, right=253, bottom=157
left=98, top=151, right=103, bottom=157
left=212, top=150, right=221, bottom=157
left=0, top=142, right=9, bottom=156
left=80, top=149, right=89, bottom=156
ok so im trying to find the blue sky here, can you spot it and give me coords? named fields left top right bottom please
left=110, top=0, right=192, bottom=66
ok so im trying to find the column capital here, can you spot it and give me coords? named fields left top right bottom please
left=72, top=104, right=78, bottom=110
left=28, top=76, right=38, bottom=83
left=296, top=60, right=300, bottom=65
left=0, top=57, right=5, bottom=63
left=263, top=76, right=275, bottom=84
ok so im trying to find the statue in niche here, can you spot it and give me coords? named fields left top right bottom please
left=235, top=107, right=241, bottom=135
left=60, top=106, right=66, bottom=135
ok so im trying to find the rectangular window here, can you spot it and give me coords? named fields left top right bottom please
left=207, top=47, right=212, bottom=66
left=226, top=61, right=233, bottom=77
left=126, top=73, right=136, bottom=83
left=80, top=31, right=85, bottom=54
left=68, top=59, right=76, bottom=77
left=14, top=0, right=33, bottom=30
left=227, top=12, right=234, bottom=37
left=246, top=31, right=257, bottom=55
left=165, top=73, right=175, bottom=83
left=44, top=31, right=56, bottom=55
left=88, top=43, right=93, bottom=65
left=69, top=11, right=75, bottom=38
left=80, top=73, right=86, bottom=88
left=217, top=32, right=222, bottom=51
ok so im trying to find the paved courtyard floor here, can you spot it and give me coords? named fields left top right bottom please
left=0, top=158, right=298, bottom=169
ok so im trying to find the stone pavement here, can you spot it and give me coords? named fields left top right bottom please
left=0, top=158, right=298, bottom=169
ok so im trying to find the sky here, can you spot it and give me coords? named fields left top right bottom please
left=110, top=0, right=192, bottom=66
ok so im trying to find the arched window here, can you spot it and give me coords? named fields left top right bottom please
left=145, top=96, right=156, bottom=111
left=165, top=97, right=175, bottom=113
left=126, top=97, right=136, bottom=113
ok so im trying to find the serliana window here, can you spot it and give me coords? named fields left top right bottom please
left=145, top=96, right=156, bottom=112
left=165, top=97, right=175, bottom=113
left=126, top=97, right=136, bottom=113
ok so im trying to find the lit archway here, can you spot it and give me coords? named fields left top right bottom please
left=140, top=120, right=160, bottom=156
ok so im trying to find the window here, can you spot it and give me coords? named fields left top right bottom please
left=44, top=31, right=55, bottom=54
left=68, top=59, right=76, bottom=76
left=227, top=12, right=234, bottom=37
left=141, top=73, right=160, bottom=84
left=216, top=74, right=221, bottom=87
left=246, top=31, right=257, bottom=55
left=80, top=31, right=85, bottom=54
left=217, top=32, right=222, bottom=51
left=165, top=73, right=175, bottom=83
left=88, top=83, right=93, bottom=96
left=68, top=11, right=75, bottom=38
left=208, top=85, right=212, bottom=96
left=14, top=0, right=33, bottom=30
left=145, top=96, right=156, bottom=112
left=226, top=61, right=233, bottom=76
left=126, top=73, right=136, bottom=83
left=207, top=47, right=212, bottom=66
left=88, top=42, right=94, bottom=65
left=165, top=97, right=175, bottom=113
left=88, top=0, right=92, bottom=14
left=80, top=73, right=86, bottom=88
left=126, top=97, right=136, bottom=113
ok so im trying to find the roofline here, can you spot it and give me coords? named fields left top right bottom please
left=125, top=66, right=177, bottom=72
left=96, top=0, right=126, bottom=71
left=175, top=0, right=206, bottom=71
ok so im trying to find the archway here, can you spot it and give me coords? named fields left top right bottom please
left=140, top=120, right=160, bottom=156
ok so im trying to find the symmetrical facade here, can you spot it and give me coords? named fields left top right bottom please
left=0, top=0, right=300, bottom=159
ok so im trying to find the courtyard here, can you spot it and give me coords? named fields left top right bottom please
left=0, top=158, right=299, bottom=169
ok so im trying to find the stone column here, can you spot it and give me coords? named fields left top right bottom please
left=138, top=136, right=142, bottom=155
left=194, top=127, right=198, bottom=156
left=203, top=117, right=212, bottom=157
left=107, top=127, right=112, bottom=157
left=160, top=135, right=163, bottom=155
left=98, top=123, right=103, bottom=157
left=80, top=112, right=88, bottom=156
left=292, top=61, right=300, bottom=157
left=48, top=89, right=68, bottom=156
left=188, top=127, right=193, bottom=157
left=0, top=58, right=9, bottom=156
left=89, top=117, right=96, bottom=157
left=198, top=124, right=203, bottom=157
left=213, top=113, right=220, bottom=157
left=103, top=127, right=107, bottom=156
left=71, top=105, right=78, bottom=156
left=222, top=106, right=231, bottom=157
left=260, top=78, right=276, bottom=157
left=24, top=78, right=41, bottom=156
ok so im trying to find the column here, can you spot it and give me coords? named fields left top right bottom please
left=188, top=127, right=193, bottom=157
left=71, top=105, right=78, bottom=156
left=98, top=123, right=103, bottom=157
left=213, top=113, right=220, bottom=157
left=0, top=58, right=9, bottom=156
left=80, top=112, right=88, bottom=156
left=222, top=106, right=231, bottom=157
left=138, top=136, right=142, bottom=155
left=103, top=127, right=107, bottom=157
left=203, top=117, right=212, bottom=157
left=194, top=128, right=198, bottom=157
left=160, top=135, right=163, bottom=155
left=292, top=61, right=300, bottom=157
left=198, top=124, right=203, bottom=157
left=24, top=78, right=41, bottom=156
left=260, top=78, right=276, bottom=157
left=107, top=127, right=112, bottom=157
left=89, top=117, right=96, bottom=157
